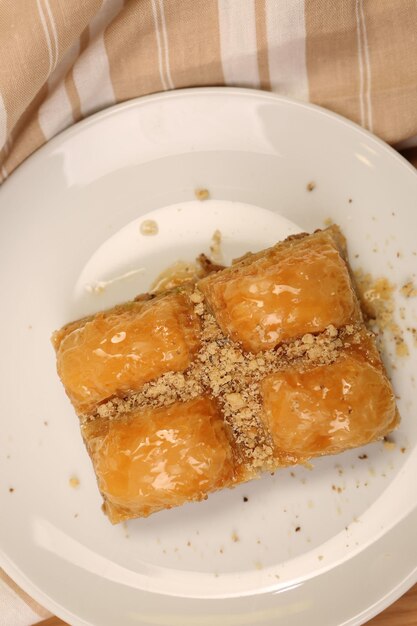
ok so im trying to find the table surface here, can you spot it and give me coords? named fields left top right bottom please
left=32, top=583, right=417, bottom=626
left=367, top=583, right=417, bottom=625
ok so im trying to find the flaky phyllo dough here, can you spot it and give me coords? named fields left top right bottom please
left=52, top=226, right=399, bottom=523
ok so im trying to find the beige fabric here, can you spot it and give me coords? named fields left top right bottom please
left=0, top=0, right=417, bottom=183
left=1, top=1, right=417, bottom=624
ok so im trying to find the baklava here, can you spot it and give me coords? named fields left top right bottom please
left=52, top=226, right=399, bottom=523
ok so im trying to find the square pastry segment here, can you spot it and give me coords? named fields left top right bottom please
left=53, top=226, right=398, bottom=522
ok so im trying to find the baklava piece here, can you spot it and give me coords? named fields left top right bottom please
left=52, top=226, right=398, bottom=522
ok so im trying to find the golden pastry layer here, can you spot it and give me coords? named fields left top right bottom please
left=82, top=397, right=235, bottom=523
left=52, top=226, right=399, bottom=523
left=199, top=228, right=361, bottom=352
left=52, top=292, right=200, bottom=415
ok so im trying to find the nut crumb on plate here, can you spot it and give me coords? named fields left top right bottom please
left=140, top=219, right=159, bottom=236
left=209, top=229, right=223, bottom=264
left=354, top=270, right=410, bottom=357
left=69, top=476, right=80, bottom=488
left=195, top=188, right=210, bottom=201
left=400, top=281, right=417, bottom=298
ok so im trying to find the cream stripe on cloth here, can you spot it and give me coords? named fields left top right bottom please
left=1, top=0, right=417, bottom=624
left=264, top=0, right=309, bottom=100
left=73, top=0, right=123, bottom=118
left=218, top=0, right=260, bottom=88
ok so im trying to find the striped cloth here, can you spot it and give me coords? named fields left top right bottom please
left=1, top=1, right=417, bottom=624
left=1, top=0, right=417, bottom=183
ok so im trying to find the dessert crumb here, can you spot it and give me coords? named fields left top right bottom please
left=395, top=338, right=409, bottom=357
left=231, top=531, right=240, bottom=543
left=140, top=219, right=159, bottom=236
left=8, top=487, right=14, bottom=493
left=302, top=461, right=314, bottom=470
left=354, top=270, right=409, bottom=358
left=408, top=327, right=417, bottom=346
left=400, top=281, right=417, bottom=298
left=195, top=188, right=210, bottom=201
left=210, top=229, right=223, bottom=264
left=307, top=181, right=316, bottom=192
left=324, top=217, right=333, bottom=226
left=295, top=526, right=301, bottom=532
left=69, top=476, right=80, bottom=489
left=358, top=454, right=368, bottom=460
left=243, top=496, right=249, bottom=502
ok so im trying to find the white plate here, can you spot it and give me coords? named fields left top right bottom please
left=0, top=88, right=416, bottom=625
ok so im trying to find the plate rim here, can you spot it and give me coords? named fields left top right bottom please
left=2, top=86, right=417, bottom=189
